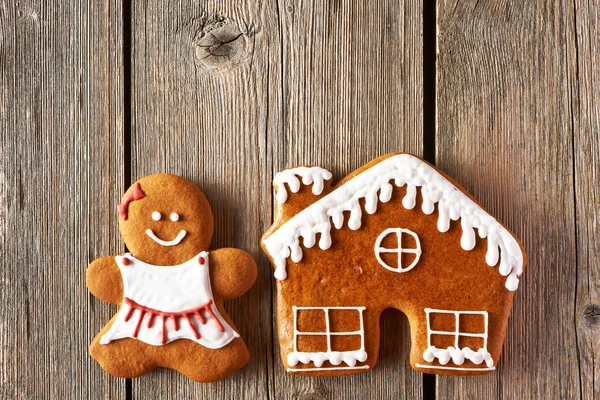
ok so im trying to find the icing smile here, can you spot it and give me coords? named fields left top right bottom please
left=146, top=229, right=187, bottom=246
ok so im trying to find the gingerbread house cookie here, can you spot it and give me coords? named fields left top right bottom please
left=261, top=153, right=526, bottom=376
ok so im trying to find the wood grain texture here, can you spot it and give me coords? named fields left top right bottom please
left=436, top=0, right=580, bottom=398
left=0, top=1, right=125, bottom=398
left=573, top=1, right=600, bottom=398
left=3, top=0, right=594, bottom=397
left=272, top=0, right=423, bottom=398
left=129, top=0, right=279, bottom=397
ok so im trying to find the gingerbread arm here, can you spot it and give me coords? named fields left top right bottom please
left=209, top=249, right=257, bottom=302
left=86, top=256, right=123, bottom=305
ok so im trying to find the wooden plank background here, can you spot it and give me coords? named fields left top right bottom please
left=0, top=1, right=125, bottom=399
left=0, top=0, right=598, bottom=398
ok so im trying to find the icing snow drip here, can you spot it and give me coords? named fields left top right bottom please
left=274, top=167, right=333, bottom=203
left=423, top=346, right=494, bottom=368
left=288, top=350, right=368, bottom=368
left=263, top=154, right=524, bottom=291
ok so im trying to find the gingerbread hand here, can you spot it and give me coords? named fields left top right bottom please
left=209, top=248, right=257, bottom=302
left=86, top=256, right=123, bottom=305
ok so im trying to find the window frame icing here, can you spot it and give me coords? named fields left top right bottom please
left=374, top=227, right=422, bottom=273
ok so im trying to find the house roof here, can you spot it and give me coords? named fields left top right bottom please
left=263, top=154, right=524, bottom=291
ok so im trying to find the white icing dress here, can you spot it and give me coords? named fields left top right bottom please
left=100, top=251, right=239, bottom=348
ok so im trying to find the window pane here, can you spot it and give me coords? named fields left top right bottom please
left=459, top=313, right=486, bottom=334
left=458, top=336, right=485, bottom=350
left=331, top=335, right=362, bottom=352
left=430, top=334, right=456, bottom=348
left=429, top=312, right=456, bottom=332
left=297, top=335, right=328, bottom=352
left=297, top=309, right=327, bottom=332
left=329, top=309, right=361, bottom=332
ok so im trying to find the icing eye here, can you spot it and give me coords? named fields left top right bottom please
left=152, top=211, right=161, bottom=221
left=170, top=213, right=180, bottom=222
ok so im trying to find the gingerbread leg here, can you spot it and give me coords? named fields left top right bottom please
left=161, top=337, right=250, bottom=382
left=89, top=317, right=158, bottom=378
left=160, top=304, right=250, bottom=382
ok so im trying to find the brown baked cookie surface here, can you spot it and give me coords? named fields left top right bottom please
left=261, top=153, right=526, bottom=376
left=86, top=174, right=257, bottom=382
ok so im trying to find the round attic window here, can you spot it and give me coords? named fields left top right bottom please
left=374, top=228, right=422, bottom=273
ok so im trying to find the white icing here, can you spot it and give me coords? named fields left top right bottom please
left=289, top=306, right=367, bottom=368
left=170, top=212, right=179, bottom=222
left=264, top=154, right=523, bottom=290
left=287, top=365, right=370, bottom=372
left=287, top=350, right=368, bottom=368
left=101, top=252, right=239, bottom=347
left=374, top=228, right=422, bottom=273
left=423, top=346, right=494, bottom=368
left=152, top=211, right=161, bottom=221
left=273, top=167, right=333, bottom=204
left=146, top=229, right=187, bottom=246
left=415, top=363, right=495, bottom=372
left=422, top=308, right=494, bottom=368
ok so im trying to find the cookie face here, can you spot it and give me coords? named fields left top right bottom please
left=261, top=153, right=526, bottom=376
left=87, top=174, right=257, bottom=382
left=118, top=174, right=214, bottom=266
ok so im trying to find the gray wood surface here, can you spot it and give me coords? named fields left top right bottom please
left=574, top=1, right=600, bottom=398
left=436, top=0, right=581, bottom=398
left=2, top=0, right=599, bottom=398
left=0, top=1, right=125, bottom=398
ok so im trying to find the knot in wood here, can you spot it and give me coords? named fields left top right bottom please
left=195, top=23, right=251, bottom=69
left=583, top=304, right=600, bottom=327
left=297, top=389, right=328, bottom=400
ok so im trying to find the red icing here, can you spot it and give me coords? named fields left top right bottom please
left=117, top=182, right=146, bottom=220
left=132, top=311, right=145, bottom=338
left=147, top=313, right=155, bottom=328
left=121, top=257, right=131, bottom=266
left=198, top=256, right=205, bottom=265
left=204, top=303, right=225, bottom=332
left=124, top=306, right=134, bottom=322
left=195, top=311, right=206, bottom=325
left=122, top=298, right=223, bottom=344
left=185, top=315, right=200, bottom=339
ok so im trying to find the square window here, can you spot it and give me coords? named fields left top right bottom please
left=292, top=306, right=366, bottom=356
left=425, top=308, right=490, bottom=364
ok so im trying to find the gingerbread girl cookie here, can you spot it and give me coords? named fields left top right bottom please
left=87, top=174, right=257, bottom=382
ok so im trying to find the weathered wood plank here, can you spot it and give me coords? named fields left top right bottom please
left=130, top=1, right=279, bottom=397
left=436, top=0, right=579, bottom=398
left=573, top=1, right=600, bottom=399
left=0, top=1, right=125, bottom=398
left=271, top=0, right=423, bottom=398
